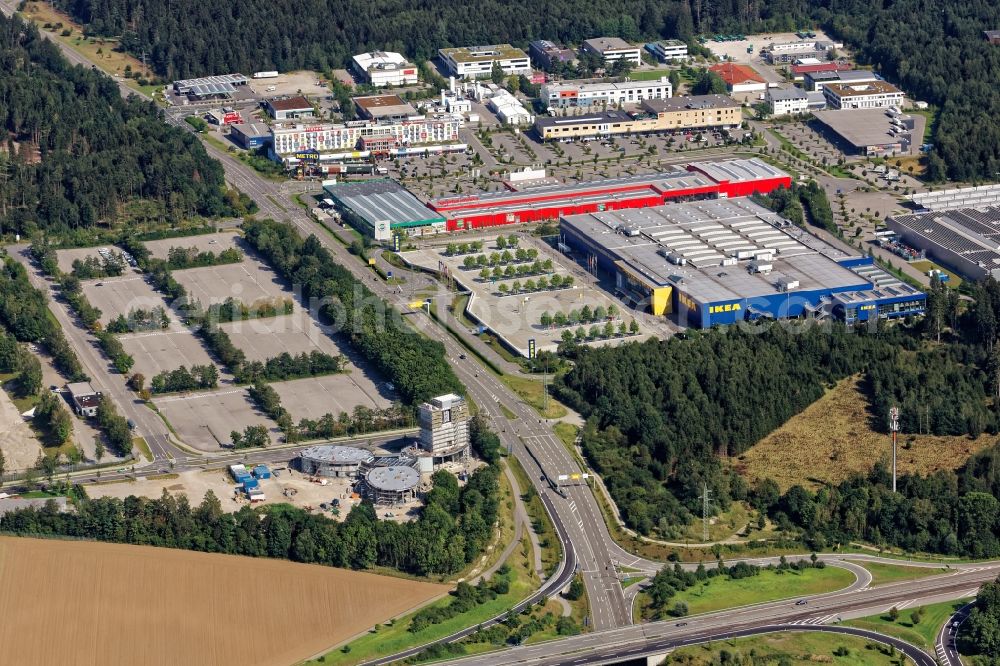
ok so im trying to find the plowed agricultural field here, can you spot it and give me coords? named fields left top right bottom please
left=0, top=536, right=448, bottom=666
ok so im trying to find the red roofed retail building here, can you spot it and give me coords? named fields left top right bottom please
left=709, top=63, right=767, bottom=93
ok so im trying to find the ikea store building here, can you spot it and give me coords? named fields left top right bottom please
left=560, top=197, right=925, bottom=328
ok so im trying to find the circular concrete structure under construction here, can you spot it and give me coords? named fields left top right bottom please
left=298, top=445, right=374, bottom=478
left=365, top=465, right=420, bottom=504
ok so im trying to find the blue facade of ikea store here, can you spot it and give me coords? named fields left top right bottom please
left=560, top=220, right=926, bottom=328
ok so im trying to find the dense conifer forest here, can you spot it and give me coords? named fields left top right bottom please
left=0, top=13, right=243, bottom=239
left=558, top=279, right=1000, bottom=556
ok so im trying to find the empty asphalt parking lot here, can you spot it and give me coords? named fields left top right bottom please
left=81, top=275, right=172, bottom=326
left=271, top=373, right=392, bottom=423
left=153, top=387, right=279, bottom=451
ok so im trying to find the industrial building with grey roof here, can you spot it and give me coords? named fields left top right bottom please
left=812, top=108, right=914, bottom=156
left=561, top=197, right=924, bottom=327
left=888, top=206, right=1000, bottom=281
left=323, top=179, right=445, bottom=237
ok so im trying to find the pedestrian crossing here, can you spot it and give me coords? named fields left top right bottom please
left=934, top=642, right=948, bottom=664
left=789, top=614, right=838, bottom=625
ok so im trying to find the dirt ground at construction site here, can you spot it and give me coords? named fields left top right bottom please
left=84, top=466, right=423, bottom=521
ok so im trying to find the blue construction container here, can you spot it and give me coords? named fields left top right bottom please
left=242, top=478, right=259, bottom=490
left=253, top=465, right=271, bottom=479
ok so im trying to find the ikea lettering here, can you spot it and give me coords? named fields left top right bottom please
left=860, top=304, right=876, bottom=311
left=708, top=303, right=742, bottom=314
left=677, top=292, right=698, bottom=311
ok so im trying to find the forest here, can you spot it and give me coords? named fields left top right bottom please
left=40, top=0, right=1000, bottom=180
left=558, top=281, right=1000, bottom=554
left=242, top=218, right=463, bottom=406
left=0, top=452, right=501, bottom=577
left=0, top=13, right=241, bottom=238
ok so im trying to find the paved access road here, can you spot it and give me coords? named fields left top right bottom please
left=9, top=246, right=177, bottom=462
left=936, top=600, right=975, bottom=666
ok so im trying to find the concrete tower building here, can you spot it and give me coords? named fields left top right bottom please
left=419, top=393, right=470, bottom=464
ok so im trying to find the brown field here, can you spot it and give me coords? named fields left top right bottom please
left=735, top=376, right=998, bottom=491
left=0, top=536, right=448, bottom=666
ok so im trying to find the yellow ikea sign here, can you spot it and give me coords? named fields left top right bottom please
left=709, top=303, right=742, bottom=314
left=860, top=304, right=876, bottom=311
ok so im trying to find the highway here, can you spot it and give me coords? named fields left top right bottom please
left=435, top=564, right=999, bottom=665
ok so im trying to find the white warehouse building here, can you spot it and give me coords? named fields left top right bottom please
left=488, top=89, right=534, bottom=125
left=540, top=77, right=671, bottom=109
left=352, top=51, right=419, bottom=87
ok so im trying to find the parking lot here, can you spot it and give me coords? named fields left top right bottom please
left=248, top=70, right=330, bottom=99
left=774, top=122, right=846, bottom=165
left=704, top=30, right=837, bottom=64
left=118, top=328, right=222, bottom=380
left=272, top=373, right=392, bottom=422
left=143, top=231, right=242, bottom=260
left=81, top=275, right=173, bottom=326
left=55, top=246, right=126, bottom=274
left=153, top=387, right=279, bottom=451
left=173, top=258, right=288, bottom=308
left=219, top=309, right=344, bottom=360
left=402, top=237, right=650, bottom=355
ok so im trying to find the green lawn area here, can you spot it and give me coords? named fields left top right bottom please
left=668, top=630, right=901, bottom=665
left=500, top=374, right=567, bottom=419
left=498, top=402, right=518, bottom=420
left=552, top=422, right=577, bottom=449
left=629, top=69, right=675, bottom=81
left=449, top=293, right=476, bottom=329
left=676, top=502, right=755, bottom=543
left=908, top=107, right=938, bottom=143
left=667, top=566, right=855, bottom=617
left=909, top=259, right=963, bottom=289
left=507, top=455, right=561, bottom=575
left=843, top=597, right=972, bottom=650
left=133, top=437, right=153, bottom=463
left=622, top=576, right=644, bottom=589
left=859, top=561, right=948, bottom=586
left=309, top=533, right=538, bottom=666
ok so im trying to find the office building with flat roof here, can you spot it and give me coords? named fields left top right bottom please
left=265, top=96, right=314, bottom=120
left=645, top=40, right=689, bottom=62
left=352, top=51, right=419, bottom=87
left=534, top=94, right=740, bottom=140
left=823, top=80, right=904, bottom=109
left=529, top=40, right=576, bottom=69
left=766, top=86, right=809, bottom=116
left=439, top=44, right=531, bottom=79
left=353, top=94, right=417, bottom=122
left=582, top=37, right=642, bottom=66
left=539, top=78, right=671, bottom=109
left=804, top=69, right=881, bottom=91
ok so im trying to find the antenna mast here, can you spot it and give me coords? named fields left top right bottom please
left=889, top=406, right=900, bottom=493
